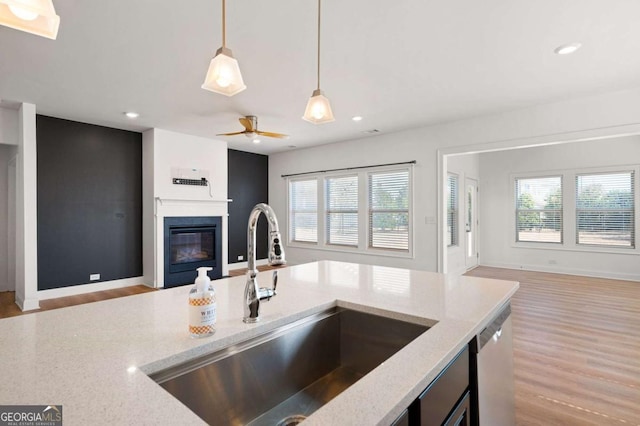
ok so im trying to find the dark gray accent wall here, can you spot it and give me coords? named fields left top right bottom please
left=36, top=115, right=142, bottom=290
left=228, top=149, right=269, bottom=264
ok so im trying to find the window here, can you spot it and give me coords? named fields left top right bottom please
left=576, top=171, right=635, bottom=248
left=326, top=175, right=358, bottom=246
left=369, top=170, right=410, bottom=251
left=447, top=174, right=458, bottom=247
left=286, top=165, right=413, bottom=256
left=515, top=176, right=562, bottom=243
left=289, top=178, right=317, bottom=243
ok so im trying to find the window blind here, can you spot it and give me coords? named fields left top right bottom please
left=326, top=175, right=358, bottom=246
left=447, top=174, right=458, bottom=247
left=369, top=170, right=410, bottom=250
left=515, top=176, right=562, bottom=243
left=289, top=178, right=317, bottom=243
left=576, top=171, right=635, bottom=248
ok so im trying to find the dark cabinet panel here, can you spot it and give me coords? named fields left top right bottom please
left=410, top=346, right=470, bottom=426
left=391, top=409, right=409, bottom=426
left=444, top=391, right=471, bottom=426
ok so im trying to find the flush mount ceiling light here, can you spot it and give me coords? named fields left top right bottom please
left=554, top=42, right=582, bottom=55
left=201, top=0, right=246, bottom=96
left=0, top=0, right=60, bottom=39
left=302, top=0, right=334, bottom=124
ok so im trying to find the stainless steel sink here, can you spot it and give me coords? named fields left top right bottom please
left=149, top=307, right=429, bottom=425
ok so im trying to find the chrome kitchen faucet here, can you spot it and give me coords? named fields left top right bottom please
left=243, top=203, right=286, bottom=323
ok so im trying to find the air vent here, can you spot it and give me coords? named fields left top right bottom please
left=363, top=129, right=381, bottom=134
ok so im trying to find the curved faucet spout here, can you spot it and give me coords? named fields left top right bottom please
left=243, top=203, right=286, bottom=323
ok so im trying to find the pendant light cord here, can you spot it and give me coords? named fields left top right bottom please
left=222, top=0, right=226, bottom=48
left=316, top=0, right=321, bottom=90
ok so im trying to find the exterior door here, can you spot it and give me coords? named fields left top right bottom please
left=465, top=178, right=478, bottom=269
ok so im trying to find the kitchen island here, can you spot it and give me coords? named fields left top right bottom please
left=0, top=261, right=518, bottom=425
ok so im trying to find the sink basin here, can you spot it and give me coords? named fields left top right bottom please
left=149, top=307, right=429, bottom=425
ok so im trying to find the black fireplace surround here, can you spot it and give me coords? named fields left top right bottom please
left=164, top=216, right=222, bottom=288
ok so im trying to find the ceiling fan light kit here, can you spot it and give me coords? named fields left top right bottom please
left=202, top=0, right=246, bottom=97
left=0, top=0, right=60, bottom=39
left=302, top=0, right=334, bottom=124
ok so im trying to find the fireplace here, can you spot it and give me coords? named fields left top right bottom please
left=164, top=216, right=222, bottom=288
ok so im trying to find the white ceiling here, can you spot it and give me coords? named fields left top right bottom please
left=2, top=0, right=640, bottom=155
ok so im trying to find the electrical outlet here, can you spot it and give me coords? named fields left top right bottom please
left=237, top=255, right=244, bottom=261
left=90, top=274, right=100, bottom=281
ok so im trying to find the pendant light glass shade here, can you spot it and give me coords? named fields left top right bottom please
left=303, top=0, right=334, bottom=124
left=0, top=0, right=59, bottom=39
left=303, top=89, right=334, bottom=124
left=201, top=0, right=246, bottom=97
left=202, top=46, right=246, bottom=96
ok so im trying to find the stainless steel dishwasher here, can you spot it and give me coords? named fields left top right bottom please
left=474, top=303, right=515, bottom=426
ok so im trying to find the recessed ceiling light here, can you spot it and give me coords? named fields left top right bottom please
left=124, top=112, right=139, bottom=119
left=252, top=139, right=261, bottom=144
left=554, top=43, right=582, bottom=55
left=352, top=116, right=363, bottom=122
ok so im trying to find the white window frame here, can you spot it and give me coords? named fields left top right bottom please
left=285, top=164, right=414, bottom=258
left=511, top=165, right=640, bottom=255
left=288, top=177, right=319, bottom=245
left=514, top=174, right=563, bottom=244
left=325, top=173, right=359, bottom=247
left=576, top=170, right=635, bottom=249
left=368, top=168, right=412, bottom=252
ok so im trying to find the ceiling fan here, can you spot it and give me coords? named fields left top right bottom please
left=217, top=115, right=288, bottom=139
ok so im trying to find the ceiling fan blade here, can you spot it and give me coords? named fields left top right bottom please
left=216, top=131, right=247, bottom=136
left=256, top=130, right=289, bottom=139
left=239, top=117, right=255, bottom=132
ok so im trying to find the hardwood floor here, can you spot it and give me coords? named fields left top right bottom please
left=465, top=266, right=640, bottom=426
left=0, top=285, right=156, bottom=320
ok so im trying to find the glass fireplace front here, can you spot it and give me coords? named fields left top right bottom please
left=164, top=216, right=222, bottom=287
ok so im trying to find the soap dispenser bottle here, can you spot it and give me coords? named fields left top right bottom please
left=189, top=267, right=216, bottom=338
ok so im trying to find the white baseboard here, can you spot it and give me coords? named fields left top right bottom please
left=227, top=258, right=269, bottom=271
left=15, top=295, right=40, bottom=311
left=480, top=261, right=640, bottom=282
left=37, top=276, right=148, bottom=301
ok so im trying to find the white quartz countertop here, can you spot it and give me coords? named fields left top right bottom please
left=0, top=261, right=518, bottom=425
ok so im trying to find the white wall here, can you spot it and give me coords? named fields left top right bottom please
left=0, top=107, right=19, bottom=146
left=270, top=86, right=640, bottom=274
left=142, top=128, right=229, bottom=287
left=446, top=154, right=479, bottom=275
left=479, top=136, right=640, bottom=281
left=0, top=144, right=17, bottom=291
left=15, top=103, right=39, bottom=310
left=0, top=106, right=18, bottom=292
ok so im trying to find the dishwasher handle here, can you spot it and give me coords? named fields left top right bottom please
left=476, top=304, right=511, bottom=351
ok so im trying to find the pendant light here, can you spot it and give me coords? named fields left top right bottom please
left=201, top=0, right=246, bottom=97
left=302, top=0, right=334, bottom=124
left=0, top=0, right=60, bottom=39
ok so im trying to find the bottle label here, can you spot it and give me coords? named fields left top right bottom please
left=189, top=296, right=216, bottom=335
